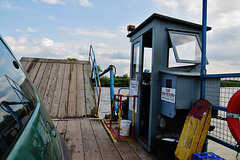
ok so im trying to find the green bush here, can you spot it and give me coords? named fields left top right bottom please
left=221, top=80, right=240, bottom=87
left=99, top=77, right=129, bottom=87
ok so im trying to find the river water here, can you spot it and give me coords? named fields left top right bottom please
left=98, top=87, right=237, bottom=159
left=98, top=87, right=129, bottom=119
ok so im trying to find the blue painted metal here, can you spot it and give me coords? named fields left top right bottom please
left=200, top=0, right=207, bottom=99
left=89, top=45, right=101, bottom=98
left=110, top=68, right=118, bottom=112
left=207, top=135, right=236, bottom=151
left=118, top=87, right=129, bottom=95
left=98, top=65, right=118, bottom=111
left=205, top=73, right=240, bottom=78
left=212, top=105, right=227, bottom=112
left=1, top=102, right=23, bottom=128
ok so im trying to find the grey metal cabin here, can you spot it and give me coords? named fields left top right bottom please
left=127, top=13, right=211, bottom=152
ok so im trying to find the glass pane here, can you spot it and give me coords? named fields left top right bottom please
left=143, top=47, right=152, bottom=73
left=168, top=47, right=193, bottom=68
left=132, top=42, right=140, bottom=79
left=171, top=33, right=201, bottom=63
left=0, top=39, right=37, bottom=157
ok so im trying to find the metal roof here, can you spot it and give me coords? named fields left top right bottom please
left=127, top=13, right=211, bottom=38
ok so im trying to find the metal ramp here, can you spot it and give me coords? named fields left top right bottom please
left=20, top=57, right=97, bottom=118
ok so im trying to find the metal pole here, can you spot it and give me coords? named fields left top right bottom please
left=201, top=0, right=207, bottom=99
left=110, top=67, right=115, bottom=107
left=201, top=0, right=209, bottom=152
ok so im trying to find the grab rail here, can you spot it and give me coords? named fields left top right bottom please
left=103, top=94, right=137, bottom=141
left=89, top=45, right=101, bottom=117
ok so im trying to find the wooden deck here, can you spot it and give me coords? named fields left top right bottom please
left=20, top=57, right=157, bottom=160
left=53, top=119, right=157, bottom=160
left=20, top=57, right=97, bottom=118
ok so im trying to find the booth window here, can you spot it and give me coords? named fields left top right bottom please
left=168, top=31, right=202, bottom=68
left=132, top=42, right=140, bottom=79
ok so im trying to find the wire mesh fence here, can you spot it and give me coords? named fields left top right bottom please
left=205, top=76, right=240, bottom=149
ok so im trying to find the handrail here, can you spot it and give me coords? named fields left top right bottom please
left=104, top=94, right=138, bottom=141
left=89, top=45, right=101, bottom=118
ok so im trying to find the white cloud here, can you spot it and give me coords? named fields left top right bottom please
left=4, top=34, right=130, bottom=76
left=42, top=38, right=55, bottom=47
left=16, top=27, right=37, bottom=33
left=4, top=36, right=89, bottom=60
left=27, top=27, right=37, bottom=32
left=48, top=16, right=56, bottom=20
left=152, top=0, right=178, bottom=10
left=58, top=26, right=127, bottom=40
left=0, top=1, right=22, bottom=10
left=75, top=28, right=118, bottom=39
left=41, top=0, right=65, bottom=5
left=79, top=0, right=93, bottom=7
left=0, top=2, right=13, bottom=9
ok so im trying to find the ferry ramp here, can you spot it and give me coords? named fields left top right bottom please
left=20, top=57, right=157, bottom=160
left=20, top=57, right=97, bottom=118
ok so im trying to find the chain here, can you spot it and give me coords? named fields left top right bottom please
left=212, top=115, right=227, bottom=121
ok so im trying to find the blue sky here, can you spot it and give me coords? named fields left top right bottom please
left=1, top=0, right=240, bottom=76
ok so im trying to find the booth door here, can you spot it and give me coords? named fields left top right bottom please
left=129, top=30, right=152, bottom=149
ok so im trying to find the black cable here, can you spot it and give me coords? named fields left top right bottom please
left=235, top=142, right=240, bottom=160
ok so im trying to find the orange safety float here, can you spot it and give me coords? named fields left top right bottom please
left=227, top=90, right=240, bottom=143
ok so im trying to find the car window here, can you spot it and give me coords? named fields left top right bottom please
left=0, top=38, right=37, bottom=158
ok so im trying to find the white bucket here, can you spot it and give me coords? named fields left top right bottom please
left=120, top=120, right=132, bottom=136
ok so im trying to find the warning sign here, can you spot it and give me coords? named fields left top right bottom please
left=161, top=87, right=176, bottom=103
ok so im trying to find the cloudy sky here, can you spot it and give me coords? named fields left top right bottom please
left=1, top=0, right=240, bottom=76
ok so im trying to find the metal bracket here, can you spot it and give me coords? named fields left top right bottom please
left=226, top=112, right=240, bottom=119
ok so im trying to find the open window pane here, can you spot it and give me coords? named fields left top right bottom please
left=169, top=31, right=202, bottom=63
left=132, top=42, right=140, bottom=79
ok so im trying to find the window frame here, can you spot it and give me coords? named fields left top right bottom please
left=168, top=30, right=202, bottom=64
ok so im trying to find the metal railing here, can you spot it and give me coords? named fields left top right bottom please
left=89, top=45, right=101, bottom=117
left=205, top=73, right=240, bottom=151
left=104, top=94, right=138, bottom=141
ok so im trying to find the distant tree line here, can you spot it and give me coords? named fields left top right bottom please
left=91, top=65, right=129, bottom=87
left=221, top=80, right=240, bottom=87
left=100, top=74, right=129, bottom=87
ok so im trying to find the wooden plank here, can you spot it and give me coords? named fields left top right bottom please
left=58, top=64, right=70, bottom=118
left=53, top=120, right=58, bottom=127
left=25, top=58, right=39, bottom=75
left=56, top=120, right=68, bottom=139
left=84, top=64, right=97, bottom=116
left=81, top=119, right=102, bottom=160
left=20, top=57, right=89, bottom=64
left=34, top=62, right=47, bottom=90
left=20, top=57, right=35, bottom=62
left=20, top=60, right=28, bottom=70
left=114, top=141, right=140, bottom=160
left=28, top=61, right=41, bottom=82
left=23, top=61, right=31, bottom=73
left=50, top=63, right=66, bottom=118
left=37, top=62, right=53, bottom=104
left=65, top=120, right=84, bottom=160
left=68, top=63, right=77, bottom=117
left=91, top=120, right=121, bottom=160
left=76, top=64, right=86, bottom=117
left=128, top=141, right=157, bottom=160
left=43, top=63, right=60, bottom=116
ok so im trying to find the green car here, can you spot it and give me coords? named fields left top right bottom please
left=0, top=35, right=71, bottom=160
